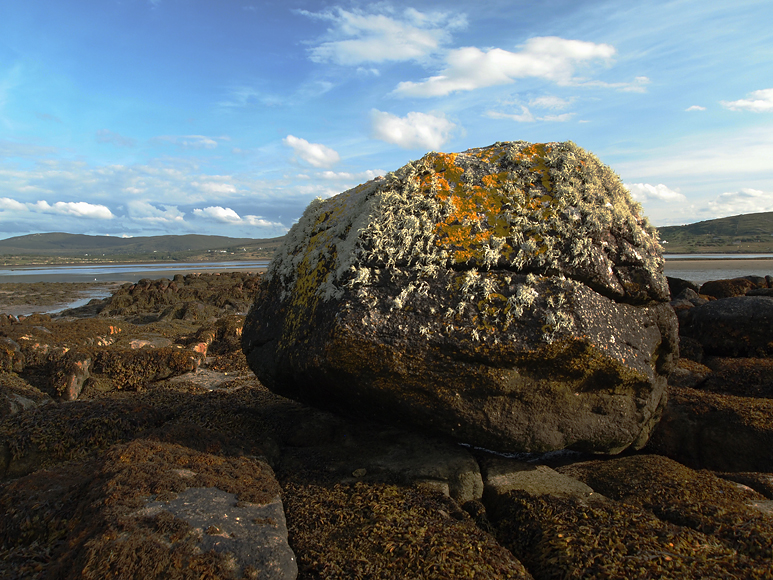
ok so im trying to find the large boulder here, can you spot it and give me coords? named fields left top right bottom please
left=243, top=141, right=678, bottom=454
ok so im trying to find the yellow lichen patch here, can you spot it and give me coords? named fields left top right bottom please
left=428, top=158, right=514, bottom=265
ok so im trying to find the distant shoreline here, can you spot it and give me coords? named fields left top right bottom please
left=0, top=260, right=270, bottom=285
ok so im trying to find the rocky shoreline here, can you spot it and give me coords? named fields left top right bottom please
left=3, top=136, right=773, bottom=578
left=0, top=270, right=771, bottom=578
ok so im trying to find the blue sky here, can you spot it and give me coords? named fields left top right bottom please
left=1, top=0, right=771, bottom=240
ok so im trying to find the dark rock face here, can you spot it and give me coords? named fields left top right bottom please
left=647, top=385, right=773, bottom=472
left=700, top=276, right=770, bottom=299
left=243, top=141, right=678, bottom=454
left=680, top=296, right=773, bottom=357
left=667, top=276, right=700, bottom=298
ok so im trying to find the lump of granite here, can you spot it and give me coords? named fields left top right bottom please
left=243, top=141, right=678, bottom=454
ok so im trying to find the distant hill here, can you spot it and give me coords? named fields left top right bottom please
left=0, top=233, right=286, bottom=265
left=657, top=211, right=773, bottom=254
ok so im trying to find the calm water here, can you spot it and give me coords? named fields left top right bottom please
left=663, top=255, right=773, bottom=285
left=0, top=261, right=270, bottom=284
left=1, top=257, right=769, bottom=288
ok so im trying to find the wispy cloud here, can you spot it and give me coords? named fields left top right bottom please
left=152, top=135, right=229, bottom=149
left=486, top=106, right=573, bottom=123
left=283, top=135, right=340, bottom=167
left=318, top=169, right=385, bottom=181
left=685, top=105, right=706, bottom=112
left=35, top=112, right=62, bottom=123
left=298, top=6, right=466, bottom=66
left=218, top=86, right=284, bottom=108
left=616, top=125, right=773, bottom=180
left=370, top=109, right=457, bottom=149
left=486, top=94, right=577, bottom=123
left=126, top=201, right=184, bottom=223
left=721, top=88, right=773, bottom=112
left=393, top=37, right=615, bottom=97
left=0, top=139, right=58, bottom=158
left=96, top=129, right=136, bottom=148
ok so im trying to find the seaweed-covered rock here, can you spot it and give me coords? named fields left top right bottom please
left=488, top=489, right=764, bottom=580
left=283, top=480, right=531, bottom=579
left=646, top=385, right=773, bottom=472
left=0, top=373, right=51, bottom=419
left=557, top=454, right=773, bottom=561
left=0, top=338, right=24, bottom=373
left=478, top=455, right=597, bottom=505
left=699, top=276, right=769, bottom=299
left=666, top=276, right=700, bottom=298
left=99, top=272, right=262, bottom=321
left=243, top=141, right=677, bottom=455
left=680, top=296, right=773, bottom=358
left=667, top=358, right=712, bottom=390
left=47, top=347, right=202, bottom=398
left=0, top=439, right=295, bottom=579
left=700, top=357, right=773, bottom=398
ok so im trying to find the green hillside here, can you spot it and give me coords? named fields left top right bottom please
left=0, top=233, right=286, bottom=266
left=657, top=211, right=773, bottom=254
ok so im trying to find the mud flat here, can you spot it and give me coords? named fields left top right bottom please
left=0, top=281, right=120, bottom=316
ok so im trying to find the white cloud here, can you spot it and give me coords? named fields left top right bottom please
left=193, top=205, right=285, bottom=229
left=721, top=88, right=773, bottom=112
left=298, top=6, right=466, bottom=65
left=153, top=135, right=228, bottom=149
left=707, top=188, right=773, bottom=217
left=0, top=197, right=27, bottom=211
left=96, top=129, right=136, bottom=148
left=194, top=206, right=242, bottom=223
left=371, top=110, right=457, bottom=149
left=126, top=201, right=184, bottom=223
left=243, top=215, right=285, bottom=228
left=394, top=37, right=615, bottom=97
left=686, top=105, right=706, bottom=112
left=32, top=200, right=114, bottom=219
left=283, top=135, right=341, bottom=167
left=625, top=183, right=686, bottom=203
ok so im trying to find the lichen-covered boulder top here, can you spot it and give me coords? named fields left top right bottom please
left=243, top=141, right=678, bottom=454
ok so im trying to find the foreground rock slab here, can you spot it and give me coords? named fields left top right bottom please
left=0, top=438, right=295, bottom=579
left=243, top=141, right=678, bottom=454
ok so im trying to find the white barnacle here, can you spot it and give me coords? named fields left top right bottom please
left=480, top=275, right=499, bottom=297
left=461, top=269, right=479, bottom=296
left=516, top=284, right=538, bottom=307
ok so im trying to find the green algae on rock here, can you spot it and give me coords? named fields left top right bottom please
left=243, top=141, right=678, bottom=455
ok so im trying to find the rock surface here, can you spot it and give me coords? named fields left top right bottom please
left=2, top=272, right=772, bottom=579
left=680, top=296, right=773, bottom=358
left=243, top=141, right=678, bottom=455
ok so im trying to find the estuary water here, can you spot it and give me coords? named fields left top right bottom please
left=0, top=260, right=270, bottom=284
left=1, top=256, right=771, bottom=288
left=663, top=254, right=773, bottom=285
